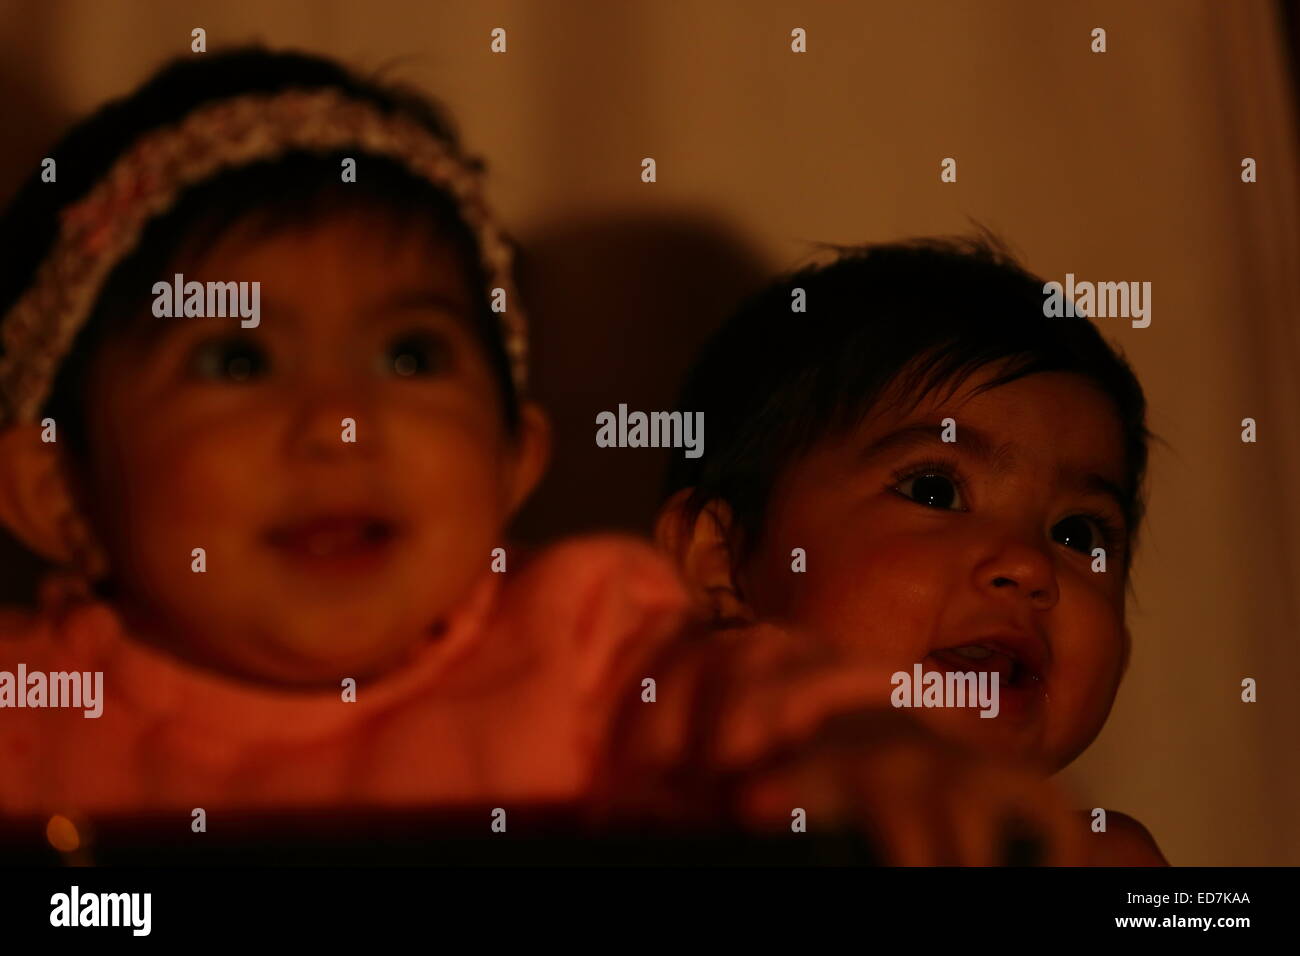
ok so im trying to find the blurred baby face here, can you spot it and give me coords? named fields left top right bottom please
left=736, top=369, right=1132, bottom=772
left=73, top=209, right=542, bottom=686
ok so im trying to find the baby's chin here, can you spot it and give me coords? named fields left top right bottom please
left=140, top=555, right=485, bottom=685
left=147, top=595, right=448, bottom=687
left=899, top=693, right=1054, bottom=768
left=216, top=623, right=437, bottom=688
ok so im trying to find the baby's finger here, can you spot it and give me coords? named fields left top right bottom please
left=863, top=794, right=947, bottom=866
left=1038, top=801, right=1087, bottom=866
left=1001, top=788, right=1084, bottom=866
left=998, top=813, right=1049, bottom=865
left=942, top=790, right=1001, bottom=866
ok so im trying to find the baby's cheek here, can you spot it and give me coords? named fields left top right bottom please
left=100, top=434, right=248, bottom=566
left=1056, top=582, right=1125, bottom=680
left=792, top=538, right=949, bottom=662
left=1046, top=594, right=1126, bottom=757
left=400, top=429, right=516, bottom=555
left=138, top=413, right=261, bottom=491
left=404, top=424, right=513, bottom=510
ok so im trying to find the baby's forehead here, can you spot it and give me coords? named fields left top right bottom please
left=195, top=204, right=472, bottom=274
left=849, top=369, right=1130, bottom=478
left=170, top=213, right=475, bottom=312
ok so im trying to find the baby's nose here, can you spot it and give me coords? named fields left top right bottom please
left=981, top=541, right=1059, bottom=609
left=285, top=379, right=381, bottom=459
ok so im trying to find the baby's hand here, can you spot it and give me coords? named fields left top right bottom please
left=731, top=709, right=1085, bottom=866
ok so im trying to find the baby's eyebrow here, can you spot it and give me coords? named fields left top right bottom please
left=859, top=423, right=1016, bottom=473
left=129, top=309, right=238, bottom=355
left=860, top=422, right=1129, bottom=517
left=1056, top=468, right=1130, bottom=525
left=252, top=290, right=470, bottom=327
left=366, top=289, right=473, bottom=321
left=129, top=289, right=472, bottom=357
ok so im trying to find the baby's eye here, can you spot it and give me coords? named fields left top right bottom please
left=381, top=331, right=453, bottom=378
left=188, top=336, right=269, bottom=382
left=892, top=467, right=966, bottom=511
left=1051, top=514, right=1114, bottom=555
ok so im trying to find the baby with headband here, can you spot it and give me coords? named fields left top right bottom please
left=0, top=47, right=579, bottom=814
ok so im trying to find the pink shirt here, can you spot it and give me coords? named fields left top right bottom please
left=0, top=535, right=893, bottom=818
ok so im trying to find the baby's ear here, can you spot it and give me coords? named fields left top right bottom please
left=654, top=490, right=753, bottom=624
left=505, top=401, right=552, bottom=515
left=1119, top=623, right=1133, bottom=681
left=0, top=425, right=104, bottom=573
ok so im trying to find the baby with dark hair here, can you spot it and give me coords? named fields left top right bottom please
left=658, top=235, right=1169, bottom=864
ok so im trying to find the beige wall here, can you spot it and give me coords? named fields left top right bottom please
left=1, top=0, right=1296, bottom=864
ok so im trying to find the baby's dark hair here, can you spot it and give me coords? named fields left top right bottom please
left=663, top=233, right=1154, bottom=582
left=0, top=46, right=522, bottom=466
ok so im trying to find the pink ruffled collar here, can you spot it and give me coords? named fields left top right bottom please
left=36, top=569, right=502, bottom=745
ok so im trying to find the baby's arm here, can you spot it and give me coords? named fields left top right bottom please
left=532, top=536, right=1101, bottom=864
left=581, top=607, right=1087, bottom=863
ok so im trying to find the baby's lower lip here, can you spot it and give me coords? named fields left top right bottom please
left=265, top=518, right=402, bottom=577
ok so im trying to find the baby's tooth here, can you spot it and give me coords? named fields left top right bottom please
left=953, top=645, right=994, bottom=659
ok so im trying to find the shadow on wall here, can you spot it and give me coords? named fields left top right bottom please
left=511, top=209, right=771, bottom=545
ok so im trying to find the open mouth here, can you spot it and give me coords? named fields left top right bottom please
left=924, top=634, right=1049, bottom=715
left=265, top=515, right=402, bottom=567
left=929, top=644, right=1036, bottom=688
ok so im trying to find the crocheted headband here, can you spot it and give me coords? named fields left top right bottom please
left=0, top=87, right=527, bottom=428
